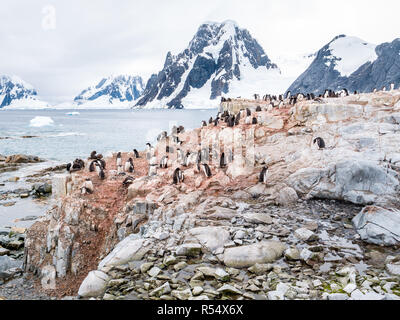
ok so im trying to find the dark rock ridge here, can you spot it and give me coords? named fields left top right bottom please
left=0, top=75, right=38, bottom=108
left=74, top=75, right=144, bottom=104
left=135, top=20, right=278, bottom=109
left=287, top=35, right=400, bottom=95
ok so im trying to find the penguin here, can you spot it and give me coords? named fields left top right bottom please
left=157, top=131, right=168, bottom=142
left=160, top=155, right=168, bottom=168
left=98, top=158, right=106, bottom=169
left=66, top=162, right=72, bottom=172
left=149, top=156, right=157, bottom=166
left=201, top=120, right=207, bottom=127
left=234, top=113, right=240, bottom=126
left=89, top=160, right=97, bottom=172
left=133, top=149, right=140, bottom=158
left=90, top=151, right=97, bottom=160
left=214, top=118, right=219, bottom=126
left=122, top=176, right=134, bottom=187
left=373, top=88, right=377, bottom=93
left=81, top=178, right=94, bottom=194
left=124, top=158, right=134, bottom=173
left=116, top=152, right=122, bottom=167
left=354, top=90, right=358, bottom=95
left=201, top=163, right=212, bottom=178
left=220, top=152, right=226, bottom=168
left=177, top=126, right=184, bottom=134
left=323, top=89, right=329, bottom=98
left=166, top=146, right=171, bottom=153
left=382, top=86, right=386, bottom=92
left=117, top=164, right=125, bottom=176
left=209, top=117, right=213, bottom=124
left=256, top=106, right=262, bottom=112
left=96, top=153, right=103, bottom=160
left=176, top=148, right=184, bottom=164
left=286, top=91, right=291, bottom=99
left=313, top=137, right=325, bottom=149
left=252, top=117, right=258, bottom=125
left=173, top=168, right=184, bottom=184
left=259, top=166, right=268, bottom=184
left=183, top=152, right=191, bottom=167
left=95, top=163, right=105, bottom=179
left=245, top=116, right=252, bottom=125
left=390, top=83, right=395, bottom=91
left=227, top=115, right=234, bottom=127
left=246, top=108, right=251, bottom=116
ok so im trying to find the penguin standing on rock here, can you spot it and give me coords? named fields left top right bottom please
left=124, top=158, right=134, bottom=173
left=160, top=155, right=168, bottom=168
left=95, top=163, right=105, bottom=179
left=81, top=178, right=94, bottom=194
left=116, top=152, right=122, bottom=167
left=173, top=168, right=184, bottom=184
left=252, top=117, right=258, bottom=124
left=133, top=149, right=140, bottom=158
left=201, top=163, right=212, bottom=178
left=220, top=152, right=226, bottom=168
left=259, top=166, right=268, bottom=184
left=313, top=137, right=325, bottom=149
left=201, top=120, right=207, bottom=127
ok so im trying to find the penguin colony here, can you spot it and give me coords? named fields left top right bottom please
left=66, top=84, right=390, bottom=194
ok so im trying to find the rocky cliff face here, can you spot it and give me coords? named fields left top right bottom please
left=135, top=20, right=279, bottom=109
left=288, top=35, right=400, bottom=95
left=24, top=90, right=400, bottom=300
left=74, top=75, right=144, bottom=107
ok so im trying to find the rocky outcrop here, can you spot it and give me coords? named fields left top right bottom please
left=352, top=206, right=400, bottom=245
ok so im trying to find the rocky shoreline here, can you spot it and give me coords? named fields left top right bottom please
left=3, top=90, right=400, bottom=300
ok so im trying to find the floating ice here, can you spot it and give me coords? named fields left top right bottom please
left=29, top=116, right=54, bottom=127
left=65, top=111, right=80, bottom=116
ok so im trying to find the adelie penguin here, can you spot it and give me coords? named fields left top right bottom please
left=133, top=149, right=140, bottom=158
left=89, top=151, right=97, bottom=160
left=252, top=117, right=258, bottom=125
left=81, top=178, right=94, bottom=195
left=313, top=137, right=325, bottom=149
left=95, top=163, right=105, bottom=179
left=124, top=158, right=134, bottom=173
left=259, top=166, right=268, bottom=184
left=201, top=120, right=207, bottom=127
left=220, top=152, right=227, bottom=168
left=67, top=158, right=85, bottom=173
left=173, top=168, right=184, bottom=184
left=201, top=163, right=212, bottom=178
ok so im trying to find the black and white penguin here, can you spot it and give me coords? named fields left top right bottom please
left=116, top=152, right=122, bottom=167
left=160, top=155, right=168, bottom=168
left=323, top=89, right=329, bottom=98
left=133, top=149, right=140, bottom=158
left=382, top=86, right=386, bottom=92
left=183, top=152, right=191, bottom=167
left=95, top=163, right=105, bottom=179
left=390, top=83, right=395, bottom=91
left=117, top=164, right=125, bottom=176
left=124, top=158, right=134, bottom=173
left=89, top=160, right=97, bottom=172
left=220, top=152, right=226, bottom=168
left=373, top=88, right=377, bottom=93
left=259, top=166, right=268, bottom=184
left=286, top=91, right=291, bottom=99
left=81, top=178, right=94, bottom=194
left=256, top=106, right=262, bottom=112
left=122, top=176, right=134, bottom=186
left=214, top=118, right=219, bottom=126
left=252, top=117, right=258, bottom=125
left=173, top=168, right=184, bottom=184
left=201, top=120, right=207, bottom=127
left=234, top=113, right=240, bottom=126
left=157, top=131, right=168, bottom=142
left=98, top=158, right=106, bottom=169
left=313, top=137, right=325, bottom=149
left=209, top=117, right=213, bottom=124
left=246, top=108, right=251, bottom=117
left=201, top=163, right=212, bottom=178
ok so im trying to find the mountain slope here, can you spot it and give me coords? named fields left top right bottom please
left=288, top=35, right=400, bottom=95
left=0, top=75, right=48, bottom=109
left=135, top=20, right=286, bottom=109
left=74, top=75, right=144, bottom=107
left=287, top=35, right=379, bottom=94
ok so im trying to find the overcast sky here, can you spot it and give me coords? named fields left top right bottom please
left=1, top=0, right=399, bottom=103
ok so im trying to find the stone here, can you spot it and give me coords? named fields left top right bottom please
left=163, top=255, right=177, bottom=266
left=352, top=206, right=400, bottom=245
left=294, top=228, right=317, bottom=242
left=40, top=265, right=56, bottom=289
left=98, top=236, right=151, bottom=269
left=277, top=187, right=298, bottom=205
left=171, top=288, right=193, bottom=300
left=188, top=226, right=230, bottom=252
left=174, top=262, right=187, bottom=271
left=247, top=263, right=273, bottom=274
left=0, top=247, right=10, bottom=256
left=192, top=286, right=204, bottom=296
left=78, top=271, right=110, bottom=298
left=243, top=212, right=273, bottom=224
left=343, top=283, right=357, bottom=294
left=175, top=243, right=202, bottom=257
left=140, top=262, right=154, bottom=274
left=148, top=266, right=161, bottom=278
left=223, top=241, right=286, bottom=268
left=327, top=293, right=349, bottom=300
left=385, top=256, right=400, bottom=275
left=217, top=284, right=242, bottom=295
left=150, top=282, right=171, bottom=297
left=284, top=248, right=301, bottom=261
left=350, top=289, right=385, bottom=300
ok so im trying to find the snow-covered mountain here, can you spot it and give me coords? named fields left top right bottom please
left=73, top=75, right=144, bottom=108
left=135, top=20, right=290, bottom=109
left=0, top=75, right=49, bottom=109
left=287, top=35, right=400, bottom=95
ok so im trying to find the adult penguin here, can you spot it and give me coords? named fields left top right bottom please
left=133, top=149, right=140, bottom=158
left=173, top=168, right=184, bottom=184
left=81, top=178, right=94, bottom=194
left=116, top=152, right=122, bottom=167
left=313, top=137, right=325, bottom=149
left=124, top=158, right=134, bottom=173
left=201, top=163, right=212, bottom=178
left=220, top=152, right=227, bottom=168
left=259, top=166, right=268, bottom=184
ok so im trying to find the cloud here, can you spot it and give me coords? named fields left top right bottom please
left=1, top=0, right=399, bottom=104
